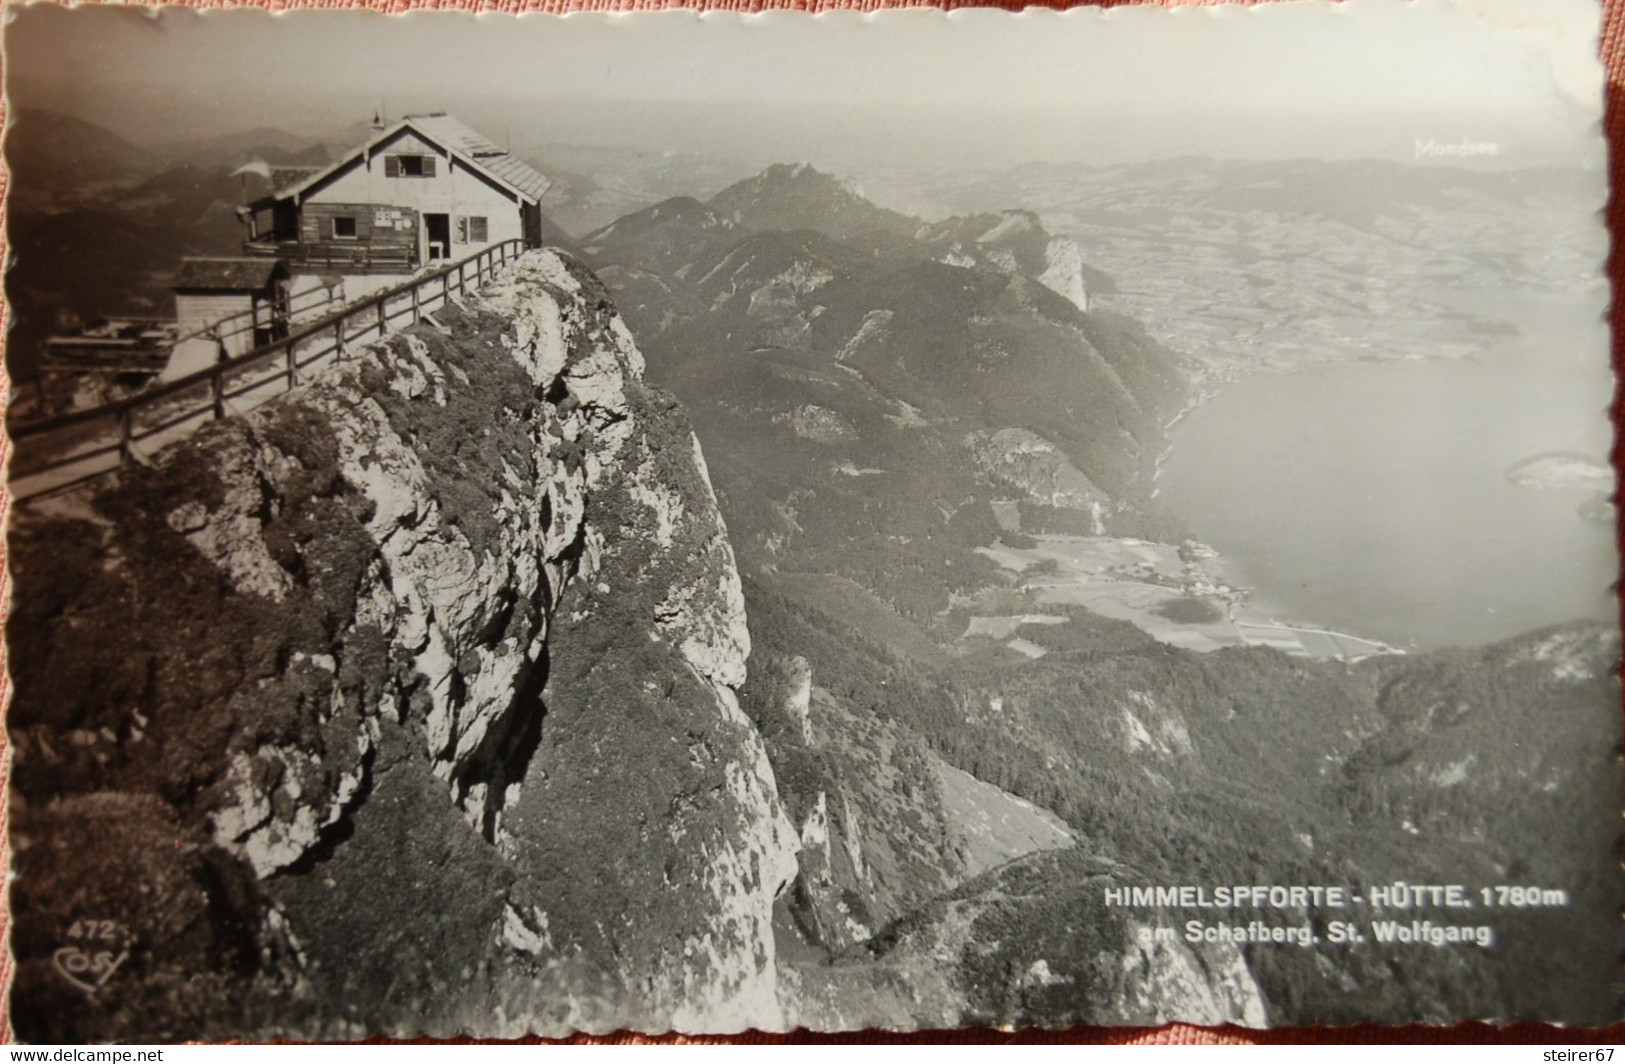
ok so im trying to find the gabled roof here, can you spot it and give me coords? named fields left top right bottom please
left=173, top=257, right=286, bottom=292
left=405, top=114, right=505, bottom=158
left=256, top=113, right=551, bottom=207
left=475, top=153, right=553, bottom=203
left=271, top=165, right=324, bottom=192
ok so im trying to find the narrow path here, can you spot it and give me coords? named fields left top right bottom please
left=10, top=243, right=524, bottom=504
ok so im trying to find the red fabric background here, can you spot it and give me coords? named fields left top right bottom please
left=0, top=0, right=1620, bottom=1046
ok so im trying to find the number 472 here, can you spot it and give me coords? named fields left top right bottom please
left=67, top=920, right=119, bottom=941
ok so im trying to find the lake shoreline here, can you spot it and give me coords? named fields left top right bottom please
left=971, top=532, right=1402, bottom=662
left=1147, top=283, right=1616, bottom=652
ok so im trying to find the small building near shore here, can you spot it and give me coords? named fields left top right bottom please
left=238, top=113, right=551, bottom=276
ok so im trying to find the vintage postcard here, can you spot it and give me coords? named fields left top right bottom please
left=1, top=0, right=1618, bottom=1041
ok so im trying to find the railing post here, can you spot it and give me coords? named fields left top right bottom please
left=285, top=342, right=298, bottom=390
left=377, top=299, right=386, bottom=339
left=116, top=408, right=133, bottom=465
left=412, top=283, right=421, bottom=325
left=335, top=318, right=346, bottom=363
left=212, top=369, right=226, bottom=420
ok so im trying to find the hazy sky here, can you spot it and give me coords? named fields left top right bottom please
left=2, top=0, right=1606, bottom=169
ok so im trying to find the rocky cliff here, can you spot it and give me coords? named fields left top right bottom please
left=7, top=250, right=797, bottom=1040
left=8, top=245, right=1297, bottom=1041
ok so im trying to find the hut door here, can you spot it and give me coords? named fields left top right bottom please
left=522, top=203, right=543, bottom=249
left=425, top=214, right=451, bottom=261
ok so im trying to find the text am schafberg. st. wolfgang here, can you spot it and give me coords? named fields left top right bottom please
left=1103, top=883, right=1574, bottom=950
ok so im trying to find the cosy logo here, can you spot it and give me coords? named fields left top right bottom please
left=52, top=920, right=131, bottom=995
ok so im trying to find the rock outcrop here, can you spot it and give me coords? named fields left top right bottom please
left=967, top=427, right=1111, bottom=534
left=785, top=851, right=1268, bottom=1032
left=920, top=210, right=1090, bottom=314
left=7, top=249, right=798, bottom=1040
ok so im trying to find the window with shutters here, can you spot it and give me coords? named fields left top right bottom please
left=385, top=154, right=436, bottom=178
left=332, top=215, right=358, bottom=239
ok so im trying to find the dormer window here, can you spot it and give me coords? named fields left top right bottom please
left=385, top=154, right=436, bottom=178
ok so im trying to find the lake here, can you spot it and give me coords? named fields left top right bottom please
left=1156, top=287, right=1618, bottom=651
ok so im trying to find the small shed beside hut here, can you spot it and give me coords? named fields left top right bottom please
left=172, top=257, right=291, bottom=358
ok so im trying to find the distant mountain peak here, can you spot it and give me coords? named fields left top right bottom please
left=4, top=107, right=159, bottom=190
left=761, top=161, right=832, bottom=181
left=577, top=195, right=740, bottom=263
left=708, top=163, right=919, bottom=243
left=723, top=162, right=863, bottom=203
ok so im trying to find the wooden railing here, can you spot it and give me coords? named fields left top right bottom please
left=10, top=239, right=527, bottom=503
left=48, top=282, right=350, bottom=376
left=242, top=239, right=418, bottom=274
